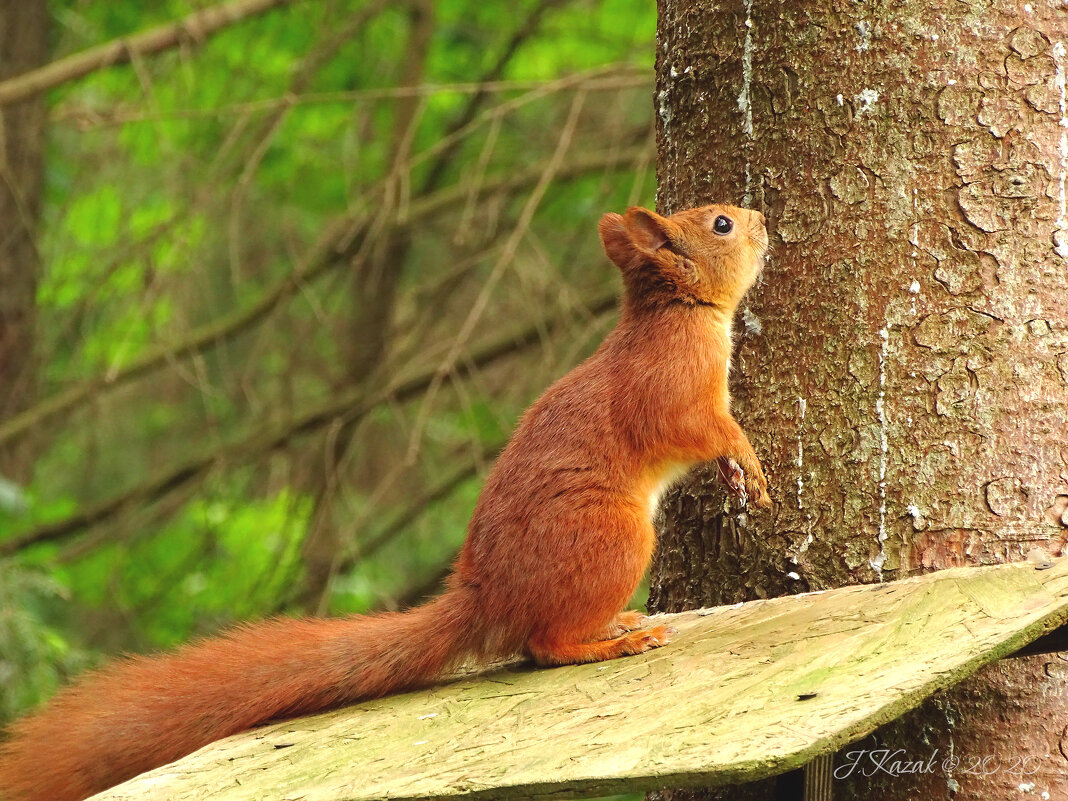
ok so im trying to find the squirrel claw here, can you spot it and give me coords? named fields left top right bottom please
left=625, top=625, right=673, bottom=653
left=717, top=456, right=771, bottom=510
left=716, top=457, right=747, bottom=501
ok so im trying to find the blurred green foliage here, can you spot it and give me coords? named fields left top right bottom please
left=0, top=14, right=654, bottom=791
left=0, top=561, right=91, bottom=721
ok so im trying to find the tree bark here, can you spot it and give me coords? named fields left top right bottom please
left=648, top=1, right=1068, bottom=799
left=0, top=0, right=49, bottom=484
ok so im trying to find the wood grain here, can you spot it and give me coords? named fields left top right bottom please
left=92, top=558, right=1068, bottom=801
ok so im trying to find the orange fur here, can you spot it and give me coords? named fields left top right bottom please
left=0, top=204, right=770, bottom=801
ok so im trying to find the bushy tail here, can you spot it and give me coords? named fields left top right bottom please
left=0, top=590, right=478, bottom=801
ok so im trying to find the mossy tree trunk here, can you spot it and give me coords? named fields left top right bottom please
left=648, top=1, right=1068, bottom=799
left=0, top=0, right=49, bottom=485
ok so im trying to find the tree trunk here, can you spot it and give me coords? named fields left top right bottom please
left=648, top=1, right=1068, bottom=799
left=0, top=0, right=48, bottom=484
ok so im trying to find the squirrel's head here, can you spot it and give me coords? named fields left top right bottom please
left=598, top=204, right=768, bottom=310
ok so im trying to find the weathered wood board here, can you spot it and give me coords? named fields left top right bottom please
left=92, top=558, right=1068, bottom=800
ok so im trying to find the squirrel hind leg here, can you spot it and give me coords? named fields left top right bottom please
left=612, top=610, right=649, bottom=631
left=527, top=626, right=673, bottom=667
left=596, top=610, right=649, bottom=639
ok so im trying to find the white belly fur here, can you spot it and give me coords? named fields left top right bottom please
left=648, top=462, right=695, bottom=519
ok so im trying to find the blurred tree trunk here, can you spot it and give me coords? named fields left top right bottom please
left=0, top=0, right=48, bottom=484
left=297, top=0, right=435, bottom=614
left=648, top=2, right=1068, bottom=800
left=297, top=0, right=568, bottom=613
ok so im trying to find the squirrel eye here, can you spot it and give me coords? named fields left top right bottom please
left=713, top=215, right=733, bottom=235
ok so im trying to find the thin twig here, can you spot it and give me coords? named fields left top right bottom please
left=0, top=146, right=645, bottom=450
left=226, top=0, right=394, bottom=285
left=53, top=71, right=647, bottom=128
left=420, top=0, right=570, bottom=194
left=273, top=440, right=502, bottom=613
left=0, top=291, right=619, bottom=556
left=405, top=91, right=587, bottom=457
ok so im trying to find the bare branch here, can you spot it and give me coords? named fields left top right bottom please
left=0, top=147, right=646, bottom=450
left=53, top=71, right=647, bottom=128
left=0, top=0, right=301, bottom=107
left=405, top=91, right=587, bottom=456
left=296, top=0, right=436, bottom=616
left=274, top=441, right=501, bottom=614
left=0, top=292, right=618, bottom=556
left=351, top=441, right=502, bottom=565
left=421, top=0, right=570, bottom=193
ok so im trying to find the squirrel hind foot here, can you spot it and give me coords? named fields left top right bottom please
left=598, top=610, right=649, bottom=638
left=527, top=626, right=673, bottom=667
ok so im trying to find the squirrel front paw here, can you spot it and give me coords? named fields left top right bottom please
left=747, top=468, right=771, bottom=509
left=715, top=457, right=746, bottom=500
left=719, top=455, right=771, bottom=509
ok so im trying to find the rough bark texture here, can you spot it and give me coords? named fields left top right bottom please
left=648, top=1, right=1068, bottom=799
left=0, top=0, right=48, bottom=483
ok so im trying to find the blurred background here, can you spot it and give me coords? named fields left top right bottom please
left=0, top=0, right=656, bottom=729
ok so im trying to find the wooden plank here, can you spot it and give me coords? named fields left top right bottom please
left=91, top=558, right=1068, bottom=801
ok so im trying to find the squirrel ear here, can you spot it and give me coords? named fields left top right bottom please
left=599, top=212, right=635, bottom=270
left=623, top=207, right=680, bottom=258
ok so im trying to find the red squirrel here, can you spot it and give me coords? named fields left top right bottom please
left=0, top=203, right=770, bottom=801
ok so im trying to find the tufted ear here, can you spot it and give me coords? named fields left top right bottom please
left=623, top=206, right=679, bottom=257
left=599, top=207, right=683, bottom=272
left=598, top=212, right=635, bottom=270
